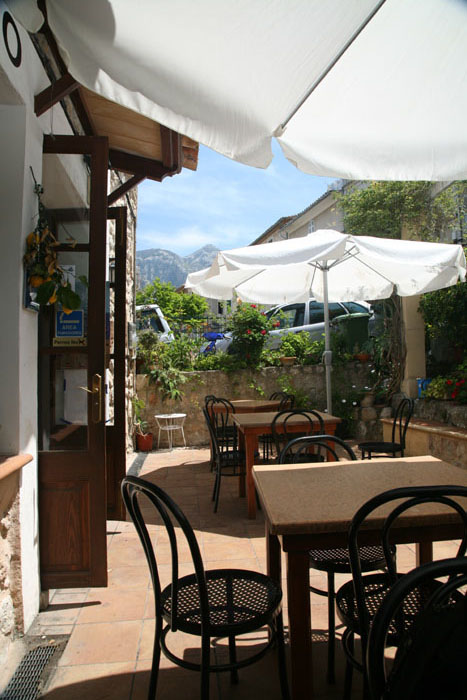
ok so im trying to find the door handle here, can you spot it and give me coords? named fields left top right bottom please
left=78, top=375, right=103, bottom=423
left=91, top=373, right=103, bottom=423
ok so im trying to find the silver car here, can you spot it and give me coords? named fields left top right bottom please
left=215, top=298, right=374, bottom=352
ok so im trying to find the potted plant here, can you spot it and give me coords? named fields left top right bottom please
left=132, top=396, right=153, bottom=451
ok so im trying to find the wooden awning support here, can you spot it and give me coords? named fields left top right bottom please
left=108, top=175, right=145, bottom=207
left=34, top=72, right=79, bottom=116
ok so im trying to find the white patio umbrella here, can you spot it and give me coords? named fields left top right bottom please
left=185, top=230, right=466, bottom=414
left=11, top=0, right=467, bottom=181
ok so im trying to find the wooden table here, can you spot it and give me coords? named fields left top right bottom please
left=233, top=410, right=341, bottom=519
left=253, top=456, right=467, bottom=700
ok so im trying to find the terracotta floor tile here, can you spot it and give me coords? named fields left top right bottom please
left=76, top=587, right=148, bottom=624
left=59, top=620, right=142, bottom=666
left=43, top=662, right=134, bottom=700
left=107, top=565, right=150, bottom=589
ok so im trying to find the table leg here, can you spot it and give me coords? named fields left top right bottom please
left=286, top=549, right=314, bottom=700
left=416, top=541, right=433, bottom=565
left=266, top=527, right=281, bottom=583
left=245, top=433, right=257, bottom=519
left=238, top=430, right=246, bottom=498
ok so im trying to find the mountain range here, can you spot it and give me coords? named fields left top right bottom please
left=136, top=244, right=219, bottom=289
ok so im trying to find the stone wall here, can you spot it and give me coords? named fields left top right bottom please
left=135, top=362, right=383, bottom=448
left=0, top=473, right=23, bottom=666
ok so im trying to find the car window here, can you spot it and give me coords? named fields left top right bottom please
left=137, top=310, right=164, bottom=333
left=270, top=303, right=305, bottom=329
left=343, top=302, right=369, bottom=314
left=308, top=301, right=343, bottom=323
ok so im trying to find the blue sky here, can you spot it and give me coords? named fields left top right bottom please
left=136, top=142, right=335, bottom=256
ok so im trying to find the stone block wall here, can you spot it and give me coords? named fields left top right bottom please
left=0, top=473, right=23, bottom=666
left=134, top=362, right=383, bottom=448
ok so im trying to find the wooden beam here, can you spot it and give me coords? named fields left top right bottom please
left=108, top=149, right=177, bottom=181
left=160, top=125, right=182, bottom=172
left=35, top=73, right=79, bottom=116
left=108, top=175, right=145, bottom=206
left=43, top=134, right=107, bottom=155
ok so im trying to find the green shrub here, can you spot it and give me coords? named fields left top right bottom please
left=227, top=303, right=273, bottom=367
left=278, top=332, right=324, bottom=365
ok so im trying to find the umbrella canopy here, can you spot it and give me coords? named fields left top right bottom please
left=185, top=230, right=466, bottom=413
left=11, top=0, right=467, bottom=180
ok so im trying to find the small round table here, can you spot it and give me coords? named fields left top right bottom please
left=154, top=413, right=187, bottom=450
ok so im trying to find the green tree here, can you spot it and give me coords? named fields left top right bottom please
left=136, top=278, right=209, bottom=323
left=338, top=181, right=467, bottom=241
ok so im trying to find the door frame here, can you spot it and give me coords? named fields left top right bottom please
left=106, top=206, right=128, bottom=521
left=39, top=135, right=109, bottom=589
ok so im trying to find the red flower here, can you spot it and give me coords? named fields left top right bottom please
left=246, top=329, right=251, bottom=334
left=446, top=379, right=453, bottom=385
left=273, top=321, right=280, bottom=328
left=250, top=304, right=256, bottom=308
left=452, top=391, right=458, bottom=399
left=260, top=329, right=266, bottom=335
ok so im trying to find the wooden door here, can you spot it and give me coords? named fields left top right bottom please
left=38, top=136, right=109, bottom=589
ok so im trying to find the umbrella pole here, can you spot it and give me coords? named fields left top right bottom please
left=322, top=266, right=333, bottom=415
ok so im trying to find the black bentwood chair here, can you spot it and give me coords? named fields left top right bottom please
left=259, top=392, right=295, bottom=461
left=121, top=476, right=290, bottom=700
left=202, top=406, right=245, bottom=512
left=279, top=435, right=393, bottom=685
left=358, top=397, right=414, bottom=459
left=335, top=485, right=467, bottom=700
left=366, top=557, right=467, bottom=700
left=271, top=409, right=325, bottom=463
left=204, top=396, right=237, bottom=472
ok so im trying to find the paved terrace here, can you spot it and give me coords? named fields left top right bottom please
left=19, top=447, right=460, bottom=699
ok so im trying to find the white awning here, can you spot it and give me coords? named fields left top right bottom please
left=10, top=0, right=467, bottom=180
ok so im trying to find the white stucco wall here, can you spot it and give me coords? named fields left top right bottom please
left=0, top=2, right=75, bottom=636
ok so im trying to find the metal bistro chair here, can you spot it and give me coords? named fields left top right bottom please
left=272, top=409, right=325, bottom=464
left=358, top=397, right=414, bottom=459
left=279, top=435, right=393, bottom=685
left=335, top=485, right=467, bottom=700
left=204, top=396, right=236, bottom=472
left=203, top=406, right=244, bottom=512
left=121, top=476, right=290, bottom=700
left=367, top=557, right=467, bottom=700
left=259, top=392, right=295, bottom=461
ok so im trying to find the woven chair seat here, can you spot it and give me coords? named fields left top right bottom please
left=358, top=441, right=401, bottom=453
left=161, top=569, right=282, bottom=636
left=309, top=544, right=388, bottom=574
left=337, top=572, right=460, bottom=636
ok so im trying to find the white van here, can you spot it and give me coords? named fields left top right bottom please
left=136, top=304, right=174, bottom=343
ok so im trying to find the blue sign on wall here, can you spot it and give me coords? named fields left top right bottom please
left=56, top=310, right=84, bottom=337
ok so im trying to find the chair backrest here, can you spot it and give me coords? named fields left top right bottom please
left=278, top=434, right=356, bottom=464
left=205, top=397, right=237, bottom=446
left=391, top=397, right=414, bottom=447
left=367, top=557, right=467, bottom=700
left=271, top=409, right=325, bottom=456
left=348, top=485, right=467, bottom=673
left=270, top=391, right=295, bottom=409
left=203, top=404, right=239, bottom=460
left=121, top=475, right=209, bottom=632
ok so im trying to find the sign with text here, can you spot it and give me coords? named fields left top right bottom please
left=55, top=310, right=84, bottom=338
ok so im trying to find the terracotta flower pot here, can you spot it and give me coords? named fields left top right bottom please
left=136, top=433, right=153, bottom=452
left=279, top=356, right=296, bottom=366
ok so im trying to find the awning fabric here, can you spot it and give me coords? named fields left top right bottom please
left=9, top=0, right=467, bottom=180
left=184, top=230, right=467, bottom=305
